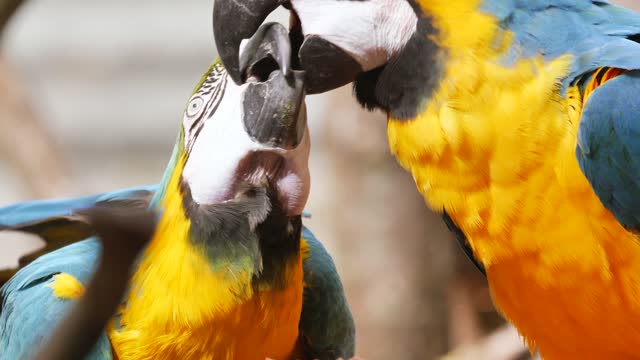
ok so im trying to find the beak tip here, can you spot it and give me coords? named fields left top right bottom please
left=227, top=70, right=244, bottom=86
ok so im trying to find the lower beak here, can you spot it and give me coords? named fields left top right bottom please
left=213, top=0, right=283, bottom=85
left=239, top=22, right=307, bottom=150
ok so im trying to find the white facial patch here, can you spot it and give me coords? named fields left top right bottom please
left=182, top=75, right=263, bottom=205
left=291, top=0, right=418, bottom=71
left=181, top=64, right=311, bottom=215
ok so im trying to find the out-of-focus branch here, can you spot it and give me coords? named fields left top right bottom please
left=31, top=206, right=156, bottom=360
left=0, top=0, right=73, bottom=198
left=447, top=274, right=483, bottom=347
left=0, top=56, right=73, bottom=197
left=0, top=0, right=27, bottom=36
left=439, top=324, right=532, bottom=360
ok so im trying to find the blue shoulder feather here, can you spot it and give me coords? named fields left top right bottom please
left=0, top=185, right=158, bottom=228
left=299, top=226, right=356, bottom=359
left=481, top=0, right=640, bottom=90
left=0, top=184, right=309, bottom=230
left=0, top=185, right=158, bottom=284
left=0, top=239, right=111, bottom=360
left=576, top=70, right=640, bottom=231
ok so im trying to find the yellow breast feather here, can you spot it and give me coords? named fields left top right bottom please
left=108, top=156, right=304, bottom=360
left=388, top=1, right=640, bottom=358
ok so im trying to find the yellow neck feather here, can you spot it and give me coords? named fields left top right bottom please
left=387, top=2, right=600, bottom=267
left=389, top=1, right=634, bottom=272
left=394, top=4, right=640, bottom=358
left=123, top=155, right=255, bottom=326
left=108, top=154, right=305, bottom=359
left=417, top=0, right=506, bottom=56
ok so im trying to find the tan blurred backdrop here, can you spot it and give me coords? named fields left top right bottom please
left=0, top=1, right=637, bottom=359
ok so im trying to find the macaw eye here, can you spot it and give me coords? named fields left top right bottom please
left=186, top=96, right=205, bottom=119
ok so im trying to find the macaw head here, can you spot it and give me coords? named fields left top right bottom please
left=178, top=22, right=310, bottom=220
left=213, top=0, right=441, bottom=119
left=148, top=22, right=309, bottom=302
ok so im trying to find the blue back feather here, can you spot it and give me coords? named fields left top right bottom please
left=481, top=0, right=640, bottom=91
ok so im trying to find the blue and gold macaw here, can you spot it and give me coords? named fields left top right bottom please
left=0, top=23, right=354, bottom=360
left=214, top=1, right=640, bottom=359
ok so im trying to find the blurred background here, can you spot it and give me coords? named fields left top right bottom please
left=0, top=1, right=637, bottom=359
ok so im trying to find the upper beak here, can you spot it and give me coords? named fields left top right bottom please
left=213, top=0, right=284, bottom=85
left=213, top=0, right=363, bottom=95
left=239, top=22, right=307, bottom=150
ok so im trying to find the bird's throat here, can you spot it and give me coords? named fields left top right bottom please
left=108, top=155, right=305, bottom=360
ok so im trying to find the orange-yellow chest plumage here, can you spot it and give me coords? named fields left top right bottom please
left=388, top=1, right=640, bottom=359
left=107, top=158, right=305, bottom=360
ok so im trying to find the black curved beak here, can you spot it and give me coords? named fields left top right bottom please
left=240, top=22, right=306, bottom=150
left=213, top=0, right=363, bottom=95
left=213, top=0, right=284, bottom=85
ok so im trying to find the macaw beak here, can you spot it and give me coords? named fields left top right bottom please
left=213, top=0, right=284, bottom=85
left=213, top=0, right=364, bottom=94
left=240, top=22, right=306, bottom=150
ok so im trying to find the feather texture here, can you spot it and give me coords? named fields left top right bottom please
left=299, top=227, right=355, bottom=359
left=480, top=0, right=640, bottom=92
left=0, top=196, right=348, bottom=359
left=0, top=239, right=112, bottom=360
left=576, top=69, right=640, bottom=231
left=383, top=0, right=640, bottom=358
left=0, top=185, right=157, bottom=228
left=0, top=186, right=156, bottom=287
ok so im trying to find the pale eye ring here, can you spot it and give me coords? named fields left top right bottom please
left=186, top=96, right=205, bottom=118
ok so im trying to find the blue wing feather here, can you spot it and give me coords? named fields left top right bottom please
left=2, top=228, right=343, bottom=360
left=576, top=70, right=640, bottom=230
left=0, top=185, right=318, bottom=359
left=0, top=184, right=310, bottom=230
left=0, top=239, right=111, bottom=360
left=0, top=185, right=158, bottom=228
left=299, top=226, right=355, bottom=359
left=0, top=186, right=158, bottom=359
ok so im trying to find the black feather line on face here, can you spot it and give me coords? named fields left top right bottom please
left=353, top=4, right=445, bottom=120
left=179, top=179, right=302, bottom=289
left=185, top=65, right=228, bottom=158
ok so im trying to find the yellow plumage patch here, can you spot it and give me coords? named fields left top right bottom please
left=49, top=273, right=85, bottom=300
left=583, top=67, right=629, bottom=103
left=108, top=155, right=305, bottom=360
left=388, top=1, right=640, bottom=359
